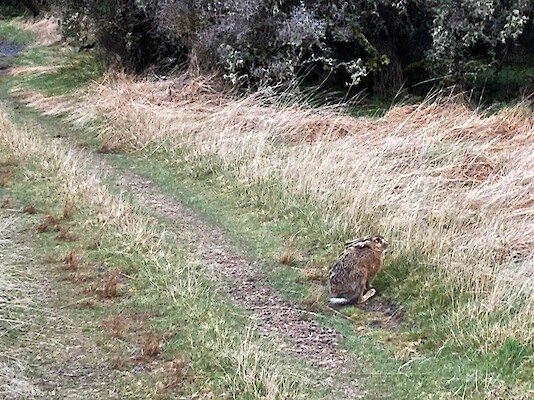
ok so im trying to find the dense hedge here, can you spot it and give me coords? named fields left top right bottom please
left=18, top=0, right=534, bottom=95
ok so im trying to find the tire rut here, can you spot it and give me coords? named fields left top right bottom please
left=118, top=174, right=350, bottom=369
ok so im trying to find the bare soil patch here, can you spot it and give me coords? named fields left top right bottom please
left=359, top=296, right=404, bottom=330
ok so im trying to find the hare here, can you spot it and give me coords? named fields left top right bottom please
left=328, top=235, right=389, bottom=306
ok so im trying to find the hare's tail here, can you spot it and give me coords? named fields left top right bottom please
left=328, top=295, right=357, bottom=305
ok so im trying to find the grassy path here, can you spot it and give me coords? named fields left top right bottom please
left=114, top=172, right=349, bottom=369
left=2, top=16, right=534, bottom=400
left=0, top=178, right=159, bottom=399
left=0, top=94, right=368, bottom=399
left=0, top=48, right=365, bottom=399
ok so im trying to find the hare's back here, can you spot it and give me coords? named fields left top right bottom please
left=329, top=249, right=368, bottom=285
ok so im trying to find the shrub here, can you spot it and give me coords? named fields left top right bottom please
left=48, top=0, right=534, bottom=94
left=54, top=0, right=187, bottom=72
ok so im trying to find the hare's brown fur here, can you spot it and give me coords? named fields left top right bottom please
left=328, top=235, right=389, bottom=305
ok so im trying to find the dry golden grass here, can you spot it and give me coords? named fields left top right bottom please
left=139, top=331, right=163, bottom=359
left=6, top=65, right=61, bottom=77
left=0, top=168, right=13, bottom=187
left=0, top=158, right=17, bottom=187
left=0, top=105, right=155, bottom=246
left=153, top=358, right=188, bottom=393
left=44, top=73, right=532, bottom=350
left=0, top=104, right=322, bottom=399
left=279, top=248, right=301, bottom=266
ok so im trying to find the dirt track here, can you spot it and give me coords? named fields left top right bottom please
left=118, top=174, right=349, bottom=368
left=113, top=171, right=364, bottom=397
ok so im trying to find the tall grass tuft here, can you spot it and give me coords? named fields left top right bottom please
left=13, top=17, right=61, bottom=46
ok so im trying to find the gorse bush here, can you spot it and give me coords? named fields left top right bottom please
left=426, top=0, right=534, bottom=78
left=48, top=0, right=534, bottom=93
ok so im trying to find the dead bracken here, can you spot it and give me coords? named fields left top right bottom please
left=35, top=214, right=59, bottom=233
left=56, top=225, right=79, bottom=241
left=22, top=204, right=37, bottom=214
left=63, top=249, right=79, bottom=270
left=97, top=271, right=121, bottom=298
left=100, top=315, right=128, bottom=339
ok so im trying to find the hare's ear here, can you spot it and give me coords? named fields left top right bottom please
left=345, top=237, right=370, bottom=248
left=344, top=239, right=359, bottom=248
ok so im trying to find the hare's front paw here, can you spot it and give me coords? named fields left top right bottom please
left=361, top=288, right=376, bottom=303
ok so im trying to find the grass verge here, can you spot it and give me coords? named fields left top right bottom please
left=0, top=19, right=34, bottom=45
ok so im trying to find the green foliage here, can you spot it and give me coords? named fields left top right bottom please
left=426, top=0, right=534, bottom=79
left=497, top=338, right=531, bottom=373
left=467, top=63, right=534, bottom=102
left=53, top=0, right=186, bottom=72
left=0, top=1, right=48, bottom=18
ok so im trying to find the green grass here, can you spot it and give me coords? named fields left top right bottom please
left=0, top=154, right=161, bottom=399
left=9, top=44, right=105, bottom=96
left=467, top=63, right=534, bottom=102
left=13, top=45, right=66, bottom=67
left=0, top=20, right=34, bottom=45
left=23, top=52, right=104, bottom=95
left=0, top=19, right=104, bottom=97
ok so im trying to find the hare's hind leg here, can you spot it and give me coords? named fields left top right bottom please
left=354, top=276, right=370, bottom=304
